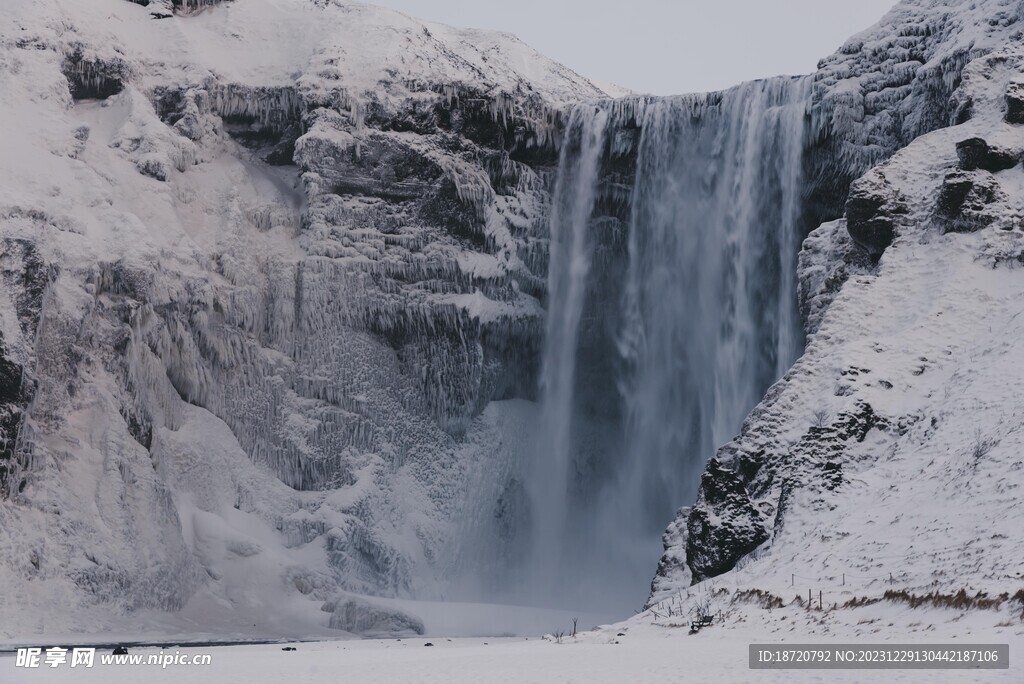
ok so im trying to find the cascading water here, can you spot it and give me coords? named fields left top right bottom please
left=513, top=77, right=812, bottom=616
left=527, top=104, right=611, bottom=593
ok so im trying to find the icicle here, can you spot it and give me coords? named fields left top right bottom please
left=207, top=83, right=302, bottom=134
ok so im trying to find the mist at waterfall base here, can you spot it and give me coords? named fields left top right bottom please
left=455, top=78, right=811, bottom=620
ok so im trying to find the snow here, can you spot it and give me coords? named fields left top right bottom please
left=2, top=610, right=1022, bottom=683
left=10, top=0, right=615, bottom=109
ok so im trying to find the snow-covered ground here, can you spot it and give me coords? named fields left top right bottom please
left=3, top=605, right=1022, bottom=683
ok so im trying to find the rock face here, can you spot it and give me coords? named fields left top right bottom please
left=650, top=33, right=1024, bottom=609
left=0, top=239, right=47, bottom=498
left=936, top=169, right=1009, bottom=233
left=1006, top=81, right=1024, bottom=123
left=685, top=459, right=770, bottom=584
left=955, top=137, right=1020, bottom=172
left=845, top=170, right=907, bottom=257
left=797, top=219, right=873, bottom=337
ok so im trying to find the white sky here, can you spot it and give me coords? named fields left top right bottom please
left=369, top=1, right=899, bottom=95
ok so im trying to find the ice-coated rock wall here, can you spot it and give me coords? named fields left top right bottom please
left=806, top=0, right=1024, bottom=222
left=0, top=0, right=612, bottom=636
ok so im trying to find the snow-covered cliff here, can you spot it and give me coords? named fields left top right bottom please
left=0, top=0, right=613, bottom=637
left=649, top=0, right=1024, bottom=613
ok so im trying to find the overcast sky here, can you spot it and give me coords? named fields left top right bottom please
left=370, top=1, right=899, bottom=95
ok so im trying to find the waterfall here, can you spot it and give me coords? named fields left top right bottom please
left=527, top=104, right=611, bottom=593
left=518, top=77, right=811, bottom=615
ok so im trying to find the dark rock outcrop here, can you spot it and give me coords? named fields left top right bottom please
left=61, top=49, right=131, bottom=100
left=955, top=137, right=1019, bottom=171
left=1006, top=81, right=1024, bottom=123
left=685, top=459, right=769, bottom=583
left=0, top=238, right=48, bottom=499
left=936, top=170, right=1007, bottom=233
left=0, top=337, right=29, bottom=498
left=845, top=171, right=906, bottom=258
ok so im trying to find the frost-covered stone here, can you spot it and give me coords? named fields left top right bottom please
left=685, top=460, right=768, bottom=583
left=805, top=0, right=1024, bottom=220
left=955, top=137, right=1020, bottom=171
left=797, top=219, right=873, bottom=337
left=845, top=170, right=906, bottom=257
left=936, top=169, right=1008, bottom=233
left=0, top=0, right=612, bottom=634
left=646, top=508, right=691, bottom=608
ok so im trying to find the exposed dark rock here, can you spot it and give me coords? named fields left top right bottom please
left=681, top=401, right=890, bottom=575
left=845, top=172, right=905, bottom=258
left=2, top=238, right=48, bottom=337
left=172, top=0, right=227, bottom=13
left=937, top=171, right=975, bottom=217
left=262, top=124, right=300, bottom=165
left=685, top=459, right=769, bottom=583
left=112, top=646, right=129, bottom=655
left=955, top=137, right=1019, bottom=172
left=1006, top=81, right=1024, bottom=124
left=936, top=170, right=1006, bottom=233
left=0, top=238, right=49, bottom=498
left=772, top=483, right=793, bottom=539
left=0, top=338, right=28, bottom=498
left=135, top=156, right=169, bottom=181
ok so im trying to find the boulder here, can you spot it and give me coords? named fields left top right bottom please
left=936, top=170, right=1006, bottom=233
left=955, top=137, right=1019, bottom=172
left=845, top=171, right=905, bottom=258
left=685, top=459, right=769, bottom=583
